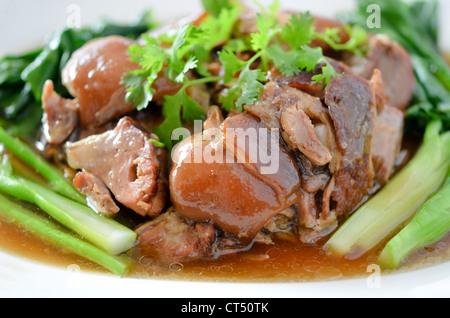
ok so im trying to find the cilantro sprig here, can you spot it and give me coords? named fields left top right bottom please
left=122, top=0, right=368, bottom=149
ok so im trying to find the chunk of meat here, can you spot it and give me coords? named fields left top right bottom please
left=352, top=34, right=415, bottom=110
left=324, top=73, right=376, bottom=217
left=73, top=170, right=120, bottom=216
left=41, top=80, right=78, bottom=144
left=280, top=106, right=332, bottom=166
left=245, top=81, right=337, bottom=168
left=372, top=105, right=404, bottom=184
left=66, top=116, right=168, bottom=217
left=170, top=112, right=301, bottom=241
left=135, top=208, right=216, bottom=264
left=62, top=35, right=139, bottom=127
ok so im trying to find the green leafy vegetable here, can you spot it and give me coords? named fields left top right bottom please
left=324, top=120, right=450, bottom=259
left=0, top=12, right=155, bottom=138
left=377, top=167, right=450, bottom=269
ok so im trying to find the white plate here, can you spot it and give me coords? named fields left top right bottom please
left=0, top=0, right=449, bottom=298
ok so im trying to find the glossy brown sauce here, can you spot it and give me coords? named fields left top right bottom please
left=0, top=136, right=449, bottom=282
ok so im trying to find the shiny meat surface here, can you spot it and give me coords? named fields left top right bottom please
left=41, top=80, right=78, bottom=144
left=170, top=112, right=301, bottom=241
left=62, top=36, right=138, bottom=127
left=66, top=116, right=168, bottom=217
left=135, top=208, right=216, bottom=264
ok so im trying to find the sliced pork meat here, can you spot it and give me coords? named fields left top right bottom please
left=280, top=105, right=332, bottom=166
left=170, top=112, right=301, bottom=242
left=41, top=80, right=78, bottom=144
left=324, top=73, right=376, bottom=217
left=66, top=116, right=168, bottom=217
left=372, top=105, right=405, bottom=184
left=73, top=170, right=120, bottom=216
left=295, top=73, right=377, bottom=241
left=349, top=34, right=415, bottom=110
left=62, top=35, right=139, bottom=128
left=135, top=207, right=216, bottom=264
left=245, top=81, right=337, bottom=168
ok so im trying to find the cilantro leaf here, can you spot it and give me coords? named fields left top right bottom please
left=154, top=89, right=205, bottom=149
left=166, top=24, right=205, bottom=81
left=200, top=4, right=243, bottom=51
left=314, top=24, right=368, bottom=55
left=250, top=13, right=278, bottom=52
left=296, top=45, right=341, bottom=86
left=121, top=35, right=166, bottom=110
left=296, top=45, right=324, bottom=72
left=281, top=12, right=315, bottom=49
left=220, top=65, right=265, bottom=112
left=217, top=50, right=246, bottom=82
left=312, top=62, right=341, bottom=86
left=121, top=70, right=156, bottom=111
left=235, top=67, right=265, bottom=110
left=174, top=56, right=198, bottom=83
left=266, top=44, right=300, bottom=76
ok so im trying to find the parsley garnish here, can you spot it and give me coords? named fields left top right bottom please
left=122, top=0, right=368, bottom=149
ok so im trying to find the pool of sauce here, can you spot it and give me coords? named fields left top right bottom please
left=0, top=213, right=449, bottom=282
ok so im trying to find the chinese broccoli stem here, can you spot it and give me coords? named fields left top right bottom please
left=0, top=174, right=137, bottom=255
left=0, top=193, right=132, bottom=275
left=377, top=168, right=450, bottom=269
left=0, top=126, right=85, bottom=204
left=324, top=120, right=450, bottom=259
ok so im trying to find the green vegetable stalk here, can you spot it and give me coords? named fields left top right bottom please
left=324, top=120, right=450, bottom=258
left=378, top=168, right=450, bottom=269
left=0, top=193, right=132, bottom=275
left=0, top=126, right=85, bottom=204
left=0, top=174, right=137, bottom=255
